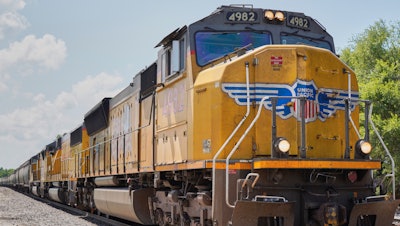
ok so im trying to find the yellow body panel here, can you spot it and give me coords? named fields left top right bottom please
left=70, top=143, right=81, bottom=179
left=89, top=130, right=107, bottom=176
left=81, top=127, right=89, bottom=176
left=109, top=92, right=140, bottom=175
left=52, top=149, right=62, bottom=181
left=31, top=162, right=39, bottom=181
left=192, top=45, right=359, bottom=162
left=139, top=96, right=155, bottom=172
left=61, top=136, right=70, bottom=180
left=156, top=78, right=188, bottom=165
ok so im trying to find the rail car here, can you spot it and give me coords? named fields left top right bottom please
left=1, top=5, right=399, bottom=226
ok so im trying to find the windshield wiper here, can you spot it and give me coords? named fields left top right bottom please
left=203, top=43, right=254, bottom=66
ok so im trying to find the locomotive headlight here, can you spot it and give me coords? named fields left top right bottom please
left=264, top=10, right=285, bottom=22
left=355, top=139, right=372, bottom=156
left=274, top=137, right=290, bottom=153
left=264, top=10, right=275, bottom=21
left=275, top=11, right=285, bottom=21
left=359, top=140, right=372, bottom=154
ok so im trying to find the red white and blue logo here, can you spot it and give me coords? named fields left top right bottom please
left=222, top=80, right=359, bottom=123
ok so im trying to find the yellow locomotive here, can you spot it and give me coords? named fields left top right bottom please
left=2, top=5, right=399, bottom=226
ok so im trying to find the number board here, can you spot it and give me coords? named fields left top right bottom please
left=226, top=11, right=259, bottom=23
left=287, top=15, right=310, bottom=30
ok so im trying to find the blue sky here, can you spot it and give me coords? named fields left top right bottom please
left=1, top=0, right=399, bottom=169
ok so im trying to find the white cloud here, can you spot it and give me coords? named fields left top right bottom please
left=51, top=72, right=124, bottom=111
left=0, top=0, right=26, bottom=11
left=0, top=0, right=28, bottom=39
left=0, top=11, right=28, bottom=37
left=0, top=34, right=67, bottom=73
left=0, top=72, right=123, bottom=168
left=71, top=72, right=123, bottom=104
left=0, top=133, right=38, bottom=167
left=0, top=2, right=66, bottom=94
left=0, top=73, right=9, bottom=92
left=0, top=81, right=7, bottom=92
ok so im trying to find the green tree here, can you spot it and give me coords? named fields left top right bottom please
left=0, top=167, right=14, bottom=178
left=340, top=20, right=400, bottom=197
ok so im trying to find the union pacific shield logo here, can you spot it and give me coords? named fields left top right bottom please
left=293, top=80, right=318, bottom=122
left=222, top=80, right=359, bottom=123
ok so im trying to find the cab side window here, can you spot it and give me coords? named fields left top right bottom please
left=160, top=37, right=186, bottom=82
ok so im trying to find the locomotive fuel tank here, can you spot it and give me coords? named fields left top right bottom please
left=93, top=187, right=154, bottom=225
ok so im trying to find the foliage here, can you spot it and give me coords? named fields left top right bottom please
left=0, top=167, right=14, bottom=178
left=340, top=20, right=400, bottom=197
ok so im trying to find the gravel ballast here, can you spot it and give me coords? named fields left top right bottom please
left=0, top=187, right=97, bottom=226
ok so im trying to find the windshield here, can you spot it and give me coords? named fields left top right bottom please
left=280, top=34, right=332, bottom=51
left=195, top=31, right=272, bottom=66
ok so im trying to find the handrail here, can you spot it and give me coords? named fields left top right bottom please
left=225, top=96, right=270, bottom=208
left=238, top=173, right=259, bottom=200
left=348, top=99, right=395, bottom=199
left=212, top=62, right=251, bottom=217
left=345, top=70, right=362, bottom=150
left=344, top=99, right=350, bottom=159
left=349, top=114, right=362, bottom=139
left=368, top=103, right=396, bottom=200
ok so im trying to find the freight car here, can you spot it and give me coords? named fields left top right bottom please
left=1, top=160, right=30, bottom=192
left=1, top=5, right=399, bottom=226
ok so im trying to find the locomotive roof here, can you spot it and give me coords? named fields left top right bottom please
left=156, top=5, right=334, bottom=52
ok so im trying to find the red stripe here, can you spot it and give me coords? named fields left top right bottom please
left=293, top=100, right=318, bottom=120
